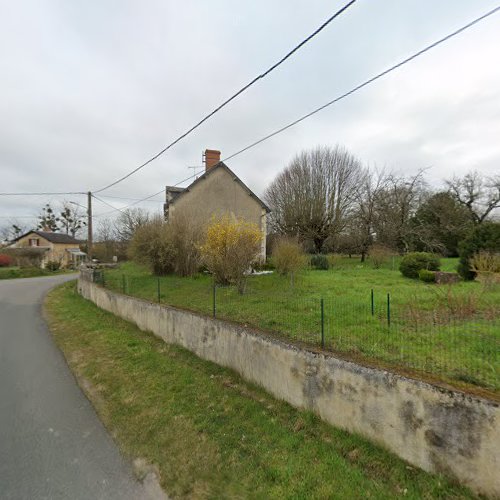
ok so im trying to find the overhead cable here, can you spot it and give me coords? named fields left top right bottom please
left=92, top=1, right=357, bottom=193
left=221, top=5, right=500, bottom=163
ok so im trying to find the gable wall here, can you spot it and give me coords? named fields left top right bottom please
left=170, top=168, right=267, bottom=258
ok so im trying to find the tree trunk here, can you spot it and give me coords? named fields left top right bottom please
left=313, top=237, right=324, bottom=254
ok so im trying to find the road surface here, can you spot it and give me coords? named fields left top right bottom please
left=0, top=274, right=164, bottom=499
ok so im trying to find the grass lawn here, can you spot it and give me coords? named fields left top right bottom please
left=45, top=282, right=476, bottom=499
left=0, top=266, right=73, bottom=279
left=101, top=258, right=499, bottom=394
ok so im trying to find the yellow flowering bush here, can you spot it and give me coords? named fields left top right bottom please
left=199, top=214, right=262, bottom=293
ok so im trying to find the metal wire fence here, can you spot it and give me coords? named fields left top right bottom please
left=91, top=270, right=499, bottom=393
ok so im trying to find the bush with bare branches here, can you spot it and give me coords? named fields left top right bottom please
left=168, top=210, right=205, bottom=277
left=128, top=216, right=175, bottom=276
left=272, top=237, right=306, bottom=286
left=368, top=244, right=393, bottom=269
left=470, top=251, right=500, bottom=290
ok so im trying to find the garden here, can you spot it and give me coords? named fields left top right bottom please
left=101, top=253, right=499, bottom=395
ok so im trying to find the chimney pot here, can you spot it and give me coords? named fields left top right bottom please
left=204, top=149, right=221, bottom=171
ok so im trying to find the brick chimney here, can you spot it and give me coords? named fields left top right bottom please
left=204, top=149, right=221, bottom=171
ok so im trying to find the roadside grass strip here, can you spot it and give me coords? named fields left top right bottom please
left=45, top=282, right=476, bottom=499
left=0, top=267, right=72, bottom=279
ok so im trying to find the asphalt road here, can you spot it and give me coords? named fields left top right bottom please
left=0, top=275, right=164, bottom=500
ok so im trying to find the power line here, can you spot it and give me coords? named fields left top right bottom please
left=3, top=4, right=496, bottom=209
left=222, top=5, right=500, bottom=164
left=92, top=1, right=357, bottom=194
left=0, top=191, right=85, bottom=196
left=95, top=194, right=164, bottom=202
left=93, top=190, right=165, bottom=218
left=93, top=172, right=199, bottom=218
left=92, top=194, right=127, bottom=215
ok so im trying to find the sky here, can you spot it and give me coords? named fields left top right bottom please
left=1, top=0, right=499, bottom=230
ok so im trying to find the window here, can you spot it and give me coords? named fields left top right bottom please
left=29, top=238, right=39, bottom=247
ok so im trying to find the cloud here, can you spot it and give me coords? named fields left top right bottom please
left=1, top=0, right=499, bottom=224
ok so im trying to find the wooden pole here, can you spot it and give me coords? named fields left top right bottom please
left=87, top=191, right=93, bottom=262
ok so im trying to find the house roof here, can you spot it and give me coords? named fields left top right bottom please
left=168, top=162, right=271, bottom=213
left=10, top=230, right=82, bottom=245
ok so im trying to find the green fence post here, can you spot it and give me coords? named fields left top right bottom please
left=320, top=298, right=325, bottom=349
left=387, top=293, right=391, bottom=327
left=371, top=289, right=374, bottom=316
left=157, top=277, right=161, bottom=303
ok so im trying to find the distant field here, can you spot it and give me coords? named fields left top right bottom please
left=101, top=257, right=499, bottom=393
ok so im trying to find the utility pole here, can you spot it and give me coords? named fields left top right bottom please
left=87, top=191, right=93, bottom=262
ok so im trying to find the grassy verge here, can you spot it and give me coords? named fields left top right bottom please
left=0, top=266, right=72, bottom=279
left=101, top=260, right=499, bottom=392
left=45, top=282, right=476, bottom=499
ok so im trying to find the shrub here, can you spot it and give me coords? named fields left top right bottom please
left=2, top=248, right=44, bottom=268
left=399, top=252, right=440, bottom=279
left=310, top=254, right=329, bottom=270
left=128, top=212, right=204, bottom=277
left=0, top=254, right=12, bottom=267
left=470, top=250, right=500, bottom=272
left=369, top=244, right=392, bottom=269
left=432, top=285, right=479, bottom=320
left=128, top=216, right=176, bottom=276
left=326, top=253, right=341, bottom=268
left=458, top=222, right=500, bottom=280
left=168, top=210, right=204, bottom=277
left=272, top=237, right=306, bottom=285
left=46, top=260, right=61, bottom=271
left=469, top=250, right=500, bottom=290
left=199, top=214, right=262, bottom=293
left=418, top=269, right=436, bottom=283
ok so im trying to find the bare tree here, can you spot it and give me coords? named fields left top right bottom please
left=0, top=219, right=30, bottom=243
left=351, top=167, right=389, bottom=261
left=410, top=191, right=472, bottom=256
left=372, top=170, right=428, bottom=253
left=93, top=218, right=120, bottom=261
left=446, top=171, right=500, bottom=224
left=265, top=145, right=362, bottom=252
left=96, top=217, right=116, bottom=243
left=59, top=202, right=86, bottom=237
left=114, top=208, right=151, bottom=243
left=37, top=203, right=59, bottom=232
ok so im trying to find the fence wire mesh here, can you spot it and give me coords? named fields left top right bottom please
left=91, top=270, right=499, bottom=392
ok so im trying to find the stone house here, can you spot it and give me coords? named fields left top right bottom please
left=165, top=149, right=270, bottom=260
left=7, top=230, right=85, bottom=268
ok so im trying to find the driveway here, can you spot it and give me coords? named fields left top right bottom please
left=0, top=274, right=164, bottom=499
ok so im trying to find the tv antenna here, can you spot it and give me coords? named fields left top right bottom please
left=187, top=165, right=204, bottom=179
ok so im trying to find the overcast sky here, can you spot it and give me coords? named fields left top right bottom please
left=1, top=0, right=499, bottom=228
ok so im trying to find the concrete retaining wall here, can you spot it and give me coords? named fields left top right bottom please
left=78, top=277, right=500, bottom=497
